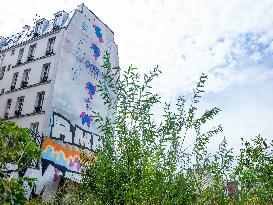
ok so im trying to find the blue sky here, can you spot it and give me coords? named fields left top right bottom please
left=1, top=0, right=272, bottom=152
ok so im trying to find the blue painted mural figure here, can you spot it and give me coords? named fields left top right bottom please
left=85, top=82, right=96, bottom=98
left=93, top=24, right=104, bottom=43
left=91, top=43, right=101, bottom=60
left=80, top=112, right=93, bottom=127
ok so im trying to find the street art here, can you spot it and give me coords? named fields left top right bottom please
left=86, top=60, right=100, bottom=79
left=41, top=112, right=101, bottom=175
left=41, top=138, right=82, bottom=173
left=81, top=21, right=89, bottom=32
left=80, top=112, right=93, bottom=127
left=91, top=43, right=101, bottom=60
left=84, top=97, right=92, bottom=110
left=93, top=24, right=104, bottom=43
left=85, top=82, right=96, bottom=98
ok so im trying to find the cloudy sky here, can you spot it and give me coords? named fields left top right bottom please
left=1, top=0, right=272, bottom=152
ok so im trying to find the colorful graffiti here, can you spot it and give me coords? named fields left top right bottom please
left=86, top=60, right=100, bottom=79
left=91, top=43, right=101, bottom=60
left=85, top=82, right=96, bottom=98
left=42, top=138, right=82, bottom=173
left=80, top=112, right=93, bottom=127
left=41, top=112, right=101, bottom=174
left=93, top=24, right=104, bottom=43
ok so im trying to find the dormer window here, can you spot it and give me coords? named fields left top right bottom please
left=53, top=11, right=69, bottom=29
left=34, top=18, right=49, bottom=37
left=53, top=13, right=62, bottom=29
left=0, top=36, right=6, bottom=49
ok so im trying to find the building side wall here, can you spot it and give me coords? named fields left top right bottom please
left=40, top=4, right=119, bottom=183
left=0, top=31, right=64, bottom=134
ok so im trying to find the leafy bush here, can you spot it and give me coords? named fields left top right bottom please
left=0, top=120, right=40, bottom=205
left=74, top=53, right=272, bottom=204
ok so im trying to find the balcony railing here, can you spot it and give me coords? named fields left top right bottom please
left=14, top=110, right=22, bottom=117
left=33, top=32, right=39, bottom=38
left=53, top=25, right=60, bottom=31
left=16, top=60, right=22, bottom=66
left=27, top=55, right=34, bottom=62
left=20, top=81, right=28, bottom=88
left=40, top=76, right=48, bottom=83
left=34, top=105, right=42, bottom=113
left=45, top=50, right=54, bottom=56
left=3, top=113, right=8, bottom=119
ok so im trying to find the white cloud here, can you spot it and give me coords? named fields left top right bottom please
left=1, top=0, right=273, bottom=149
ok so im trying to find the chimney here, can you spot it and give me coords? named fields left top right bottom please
left=23, top=25, right=30, bottom=30
left=0, top=36, right=6, bottom=48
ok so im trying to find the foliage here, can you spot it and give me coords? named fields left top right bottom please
left=49, top=52, right=272, bottom=205
left=232, top=136, right=273, bottom=204
left=72, top=52, right=272, bottom=205
left=0, top=120, right=40, bottom=205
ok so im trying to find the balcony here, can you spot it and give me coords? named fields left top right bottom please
left=14, top=110, right=22, bottom=117
left=40, top=76, right=48, bottom=83
left=34, top=105, right=42, bottom=113
left=45, top=50, right=54, bottom=56
left=33, top=32, right=39, bottom=38
left=53, top=25, right=60, bottom=31
left=16, top=60, right=22, bottom=66
left=10, top=85, right=15, bottom=91
left=20, top=81, right=28, bottom=88
left=3, top=113, right=8, bottom=119
left=27, top=55, right=34, bottom=62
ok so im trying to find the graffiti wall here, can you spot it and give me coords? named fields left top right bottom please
left=40, top=4, right=119, bottom=183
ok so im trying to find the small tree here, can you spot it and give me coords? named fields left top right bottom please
left=76, top=52, right=231, bottom=204
left=0, top=120, right=40, bottom=205
left=62, top=53, right=273, bottom=205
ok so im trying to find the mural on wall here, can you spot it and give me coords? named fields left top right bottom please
left=41, top=112, right=101, bottom=175
left=39, top=6, right=118, bottom=185
left=7, top=5, right=119, bottom=200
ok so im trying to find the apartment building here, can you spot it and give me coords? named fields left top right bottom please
left=0, top=3, right=119, bottom=199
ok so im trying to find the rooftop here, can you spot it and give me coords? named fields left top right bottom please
left=0, top=9, right=74, bottom=52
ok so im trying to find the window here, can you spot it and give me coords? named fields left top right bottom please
left=4, top=99, right=12, bottom=118
left=27, top=44, right=36, bottom=61
left=17, top=48, right=24, bottom=64
left=0, top=54, right=5, bottom=63
left=40, top=63, right=50, bottom=82
left=11, top=49, right=15, bottom=56
left=21, top=69, right=31, bottom=88
left=34, top=91, right=45, bottom=112
left=53, top=13, right=62, bottom=29
left=46, top=37, right=55, bottom=55
left=34, top=20, right=45, bottom=35
left=30, top=122, right=39, bottom=134
left=15, top=96, right=24, bottom=116
left=0, top=66, right=5, bottom=79
left=11, top=72, right=19, bottom=90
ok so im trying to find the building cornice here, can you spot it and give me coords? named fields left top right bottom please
left=12, top=52, right=55, bottom=69
left=2, top=110, right=45, bottom=121
left=4, top=80, right=51, bottom=95
left=0, top=28, right=63, bottom=54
